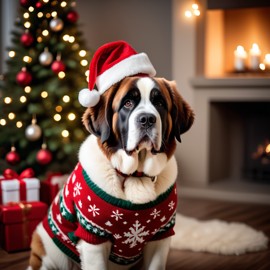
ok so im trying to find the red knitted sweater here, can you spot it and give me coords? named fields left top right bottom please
left=43, top=163, right=177, bottom=265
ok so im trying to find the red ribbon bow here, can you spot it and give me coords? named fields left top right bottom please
left=3, top=168, right=35, bottom=180
left=1, top=168, right=35, bottom=203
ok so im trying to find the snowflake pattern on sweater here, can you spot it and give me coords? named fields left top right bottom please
left=43, top=163, right=177, bottom=265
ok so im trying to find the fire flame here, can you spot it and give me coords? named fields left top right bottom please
left=266, top=144, right=270, bottom=154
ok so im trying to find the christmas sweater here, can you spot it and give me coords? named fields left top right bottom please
left=43, top=163, right=177, bottom=266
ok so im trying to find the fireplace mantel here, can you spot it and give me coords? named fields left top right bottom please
left=180, top=76, right=270, bottom=204
left=191, top=77, right=270, bottom=88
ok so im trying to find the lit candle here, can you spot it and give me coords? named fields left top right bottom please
left=234, top=45, right=247, bottom=71
left=263, top=54, right=270, bottom=70
left=249, top=43, right=261, bottom=71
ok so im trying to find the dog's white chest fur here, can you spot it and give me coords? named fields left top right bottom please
left=79, top=135, right=177, bottom=204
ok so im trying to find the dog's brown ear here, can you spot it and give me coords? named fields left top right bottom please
left=164, top=79, right=194, bottom=142
left=82, top=85, right=117, bottom=144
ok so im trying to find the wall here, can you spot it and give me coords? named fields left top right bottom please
left=172, top=0, right=198, bottom=184
left=0, top=0, right=18, bottom=73
left=76, top=0, right=172, bottom=79
left=0, top=0, right=172, bottom=79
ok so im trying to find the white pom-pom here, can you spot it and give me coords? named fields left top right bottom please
left=78, top=88, right=100, bottom=107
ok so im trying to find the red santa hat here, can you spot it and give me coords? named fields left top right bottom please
left=78, top=40, right=156, bottom=107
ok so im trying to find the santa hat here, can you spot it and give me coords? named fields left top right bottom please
left=78, top=40, right=156, bottom=107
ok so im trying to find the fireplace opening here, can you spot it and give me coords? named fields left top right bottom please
left=209, top=101, right=270, bottom=185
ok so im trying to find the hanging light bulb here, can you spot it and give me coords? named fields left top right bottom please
left=62, top=129, right=69, bottom=138
left=68, top=36, right=75, bottom=43
left=24, top=21, right=31, bottom=28
left=51, top=11, right=57, bottom=17
left=23, top=55, right=32, bottom=63
left=20, top=96, right=27, bottom=103
left=0, top=119, right=7, bottom=126
left=80, top=59, right=88, bottom=66
left=54, top=114, right=61, bottom=121
left=4, top=97, right=12, bottom=104
left=42, top=29, right=49, bottom=36
left=68, top=113, right=76, bottom=121
left=16, top=121, right=23, bottom=128
left=63, top=95, right=70, bottom=103
left=61, top=1, right=67, bottom=7
left=63, top=34, right=69, bottom=41
left=23, top=12, right=30, bottom=19
left=55, top=105, right=63, bottom=112
left=185, top=1, right=201, bottom=18
left=79, top=50, right=87, bottom=57
left=58, top=71, right=66, bottom=79
left=41, top=91, right=48, bottom=98
left=8, top=51, right=16, bottom=57
left=8, top=113, right=15, bottom=120
left=24, top=86, right=32, bottom=93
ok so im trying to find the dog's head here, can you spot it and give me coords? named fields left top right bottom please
left=83, top=76, right=194, bottom=176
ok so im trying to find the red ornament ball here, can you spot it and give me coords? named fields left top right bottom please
left=20, top=32, right=34, bottom=47
left=66, top=10, right=79, bottom=23
left=16, top=68, right=32, bottom=86
left=51, top=60, right=66, bottom=74
left=6, top=149, right=20, bottom=165
left=35, top=1, right=43, bottom=8
left=20, top=0, right=37, bottom=8
left=36, top=149, right=52, bottom=165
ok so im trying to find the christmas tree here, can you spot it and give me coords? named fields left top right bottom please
left=0, top=0, right=91, bottom=177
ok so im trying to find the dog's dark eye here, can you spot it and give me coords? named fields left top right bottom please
left=124, top=100, right=133, bottom=108
left=153, top=98, right=165, bottom=107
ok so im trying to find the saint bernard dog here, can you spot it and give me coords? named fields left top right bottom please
left=29, top=76, right=194, bottom=270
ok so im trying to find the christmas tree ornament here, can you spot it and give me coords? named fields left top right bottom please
left=51, top=54, right=66, bottom=74
left=35, top=1, right=43, bottom=8
left=5, top=146, right=20, bottom=165
left=36, top=143, right=52, bottom=165
left=66, top=10, right=79, bottom=23
left=20, top=31, right=34, bottom=47
left=20, top=0, right=37, bottom=8
left=25, top=116, right=42, bottom=141
left=39, top=47, right=53, bottom=66
left=50, top=17, right=64, bottom=32
left=16, top=67, right=32, bottom=86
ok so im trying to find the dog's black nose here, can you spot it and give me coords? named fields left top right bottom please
left=137, top=113, right=156, bottom=128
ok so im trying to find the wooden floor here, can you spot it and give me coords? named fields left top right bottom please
left=0, top=197, right=269, bottom=270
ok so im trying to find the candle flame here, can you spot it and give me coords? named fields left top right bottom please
left=266, top=144, right=270, bottom=154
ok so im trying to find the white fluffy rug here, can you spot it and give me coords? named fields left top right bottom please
left=171, top=213, right=269, bottom=255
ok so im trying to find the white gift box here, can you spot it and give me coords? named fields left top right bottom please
left=0, top=177, right=40, bottom=205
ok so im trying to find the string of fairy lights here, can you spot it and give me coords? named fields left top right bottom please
left=0, top=0, right=90, bottom=142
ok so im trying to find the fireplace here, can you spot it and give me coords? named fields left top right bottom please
left=209, top=101, right=270, bottom=185
left=174, top=0, right=270, bottom=204
left=244, top=103, right=270, bottom=182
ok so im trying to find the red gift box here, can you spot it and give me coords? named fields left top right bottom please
left=0, top=201, right=47, bottom=252
left=40, top=173, right=68, bottom=205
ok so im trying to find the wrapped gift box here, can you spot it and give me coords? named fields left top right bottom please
left=0, top=201, right=47, bottom=252
left=40, top=173, right=68, bottom=205
left=0, top=169, right=40, bottom=204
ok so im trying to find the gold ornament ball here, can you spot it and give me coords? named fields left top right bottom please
left=25, top=123, right=42, bottom=141
left=39, top=50, right=53, bottom=66
left=50, top=18, right=64, bottom=32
